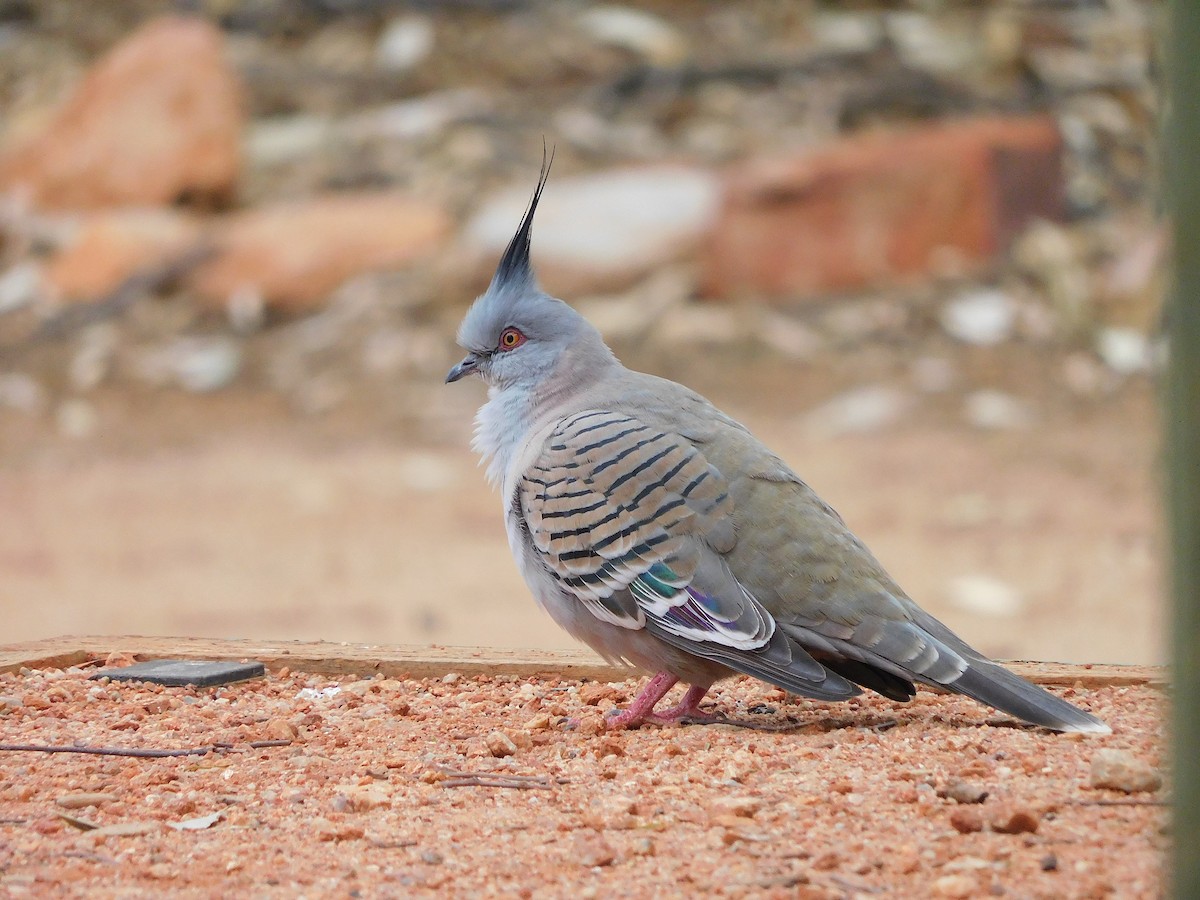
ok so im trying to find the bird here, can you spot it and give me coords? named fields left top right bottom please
left=446, top=156, right=1109, bottom=734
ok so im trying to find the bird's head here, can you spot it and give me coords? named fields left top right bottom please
left=446, top=151, right=615, bottom=395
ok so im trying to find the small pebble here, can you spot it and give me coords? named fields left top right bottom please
left=939, top=779, right=988, bottom=804
left=579, top=682, right=620, bottom=706
left=375, top=15, right=435, bottom=72
left=949, top=807, right=984, bottom=834
left=989, top=804, right=1039, bottom=835
left=335, top=784, right=390, bottom=812
left=963, top=390, right=1034, bottom=431
left=932, top=874, right=978, bottom=898
left=940, top=288, right=1015, bottom=346
left=575, top=835, right=616, bottom=868
left=802, top=385, right=911, bottom=437
left=1089, top=749, right=1162, bottom=794
left=485, top=730, right=518, bottom=758
left=630, top=836, right=655, bottom=857
left=56, top=792, right=118, bottom=810
left=707, top=796, right=762, bottom=819
left=264, top=718, right=299, bottom=742
left=946, top=574, right=1025, bottom=618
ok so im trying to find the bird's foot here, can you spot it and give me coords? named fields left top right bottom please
left=605, top=681, right=709, bottom=730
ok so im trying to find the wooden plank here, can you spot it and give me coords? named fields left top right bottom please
left=0, top=636, right=624, bottom=681
left=0, top=635, right=1166, bottom=688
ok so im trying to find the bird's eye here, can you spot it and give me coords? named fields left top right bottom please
left=498, top=327, right=526, bottom=351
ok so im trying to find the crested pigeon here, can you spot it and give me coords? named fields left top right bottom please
left=446, top=158, right=1109, bottom=734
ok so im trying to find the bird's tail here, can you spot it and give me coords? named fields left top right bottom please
left=950, top=660, right=1110, bottom=734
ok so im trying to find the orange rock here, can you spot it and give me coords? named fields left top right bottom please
left=189, top=191, right=452, bottom=311
left=0, top=17, right=243, bottom=210
left=43, top=208, right=203, bottom=302
left=703, top=116, right=1065, bottom=301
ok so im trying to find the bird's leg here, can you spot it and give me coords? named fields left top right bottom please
left=604, top=671, right=678, bottom=729
left=649, top=684, right=711, bottom=722
left=652, top=685, right=814, bottom=731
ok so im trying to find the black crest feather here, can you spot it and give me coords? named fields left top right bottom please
left=492, top=144, right=554, bottom=289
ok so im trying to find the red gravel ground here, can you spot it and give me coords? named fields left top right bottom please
left=0, top=664, right=1165, bottom=898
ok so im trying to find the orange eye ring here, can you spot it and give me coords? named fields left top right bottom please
left=498, top=327, right=526, bottom=350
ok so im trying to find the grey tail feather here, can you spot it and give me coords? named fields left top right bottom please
left=492, top=142, right=554, bottom=290
left=949, top=662, right=1111, bottom=734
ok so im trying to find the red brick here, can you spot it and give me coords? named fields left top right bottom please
left=702, top=117, right=1065, bottom=301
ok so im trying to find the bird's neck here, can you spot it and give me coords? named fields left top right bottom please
left=473, top=341, right=622, bottom=490
left=471, top=372, right=610, bottom=491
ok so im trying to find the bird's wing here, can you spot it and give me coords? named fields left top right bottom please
left=689, top=417, right=1108, bottom=731
left=519, top=409, right=859, bottom=701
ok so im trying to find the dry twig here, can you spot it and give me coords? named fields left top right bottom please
left=0, top=739, right=292, bottom=758
left=433, top=765, right=569, bottom=790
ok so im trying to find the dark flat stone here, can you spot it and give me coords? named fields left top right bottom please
left=91, top=659, right=265, bottom=687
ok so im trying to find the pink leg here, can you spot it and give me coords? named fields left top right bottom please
left=612, top=682, right=806, bottom=732
left=650, top=684, right=710, bottom=722
left=604, top=672, right=679, bottom=730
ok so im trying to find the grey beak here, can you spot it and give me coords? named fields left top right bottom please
left=445, top=354, right=480, bottom=384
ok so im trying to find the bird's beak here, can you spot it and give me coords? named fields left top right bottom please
left=445, top=353, right=481, bottom=384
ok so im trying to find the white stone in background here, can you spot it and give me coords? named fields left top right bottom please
left=940, top=288, right=1016, bottom=346
left=1096, top=327, right=1151, bottom=375
left=802, top=385, right=911, bottom=437
left=175, top=337, right=241, bottom=392
left=0, top=372, right=45, bottom=414
left=653, top=303, right=745, bottom=348
left=68, top=324, right=119, bottom=392
left=349, top=90, right=486, bottom=142
left=0, top=261, right=43, bottom=314
left=466, top=166, right=720, bottom=278
left=578, top=6, right=687, bottom=65
left=56, top=398, right=97, bottom=439
left=756, top=311, right=822, bottom=360
left=553, top=107, right=668, bottom=159
left=135, top=337, right=241, bottom=393
left=885, top=12, right=978, bottom=74
left=946, top=574, right=1025, bottom=618
left=809, top=12, right=885, bottom=54
left=375, top=15, right=435, bottom=72
left=245, top=115, right=334, bottom=167
left=963, top=390, right=1033, bottom=430
left=910, top=356, right=956, bottom=393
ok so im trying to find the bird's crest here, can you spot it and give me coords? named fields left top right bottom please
left=491, top=144, right=554, bottom=291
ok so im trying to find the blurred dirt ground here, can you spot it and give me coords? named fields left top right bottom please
left=0, top=342, right=1162, bottom=666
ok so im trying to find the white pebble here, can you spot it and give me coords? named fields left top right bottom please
left=946, top=574, right=1025, bottom=618
left=375, top=15, right=435, bottom=72
left=1096, top=327, right=1151, bottom=375
left=802, top=385, right=911, bottom=437
left=963, top=390, right=1033, bottom=430
left=940, top=288, right=1015, bottom=346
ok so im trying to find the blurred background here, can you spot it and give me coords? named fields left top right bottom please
left=0, top=1, right=1163, bottom=664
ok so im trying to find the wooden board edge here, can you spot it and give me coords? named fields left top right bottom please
left=0, top=636, right=1167, bottom=688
